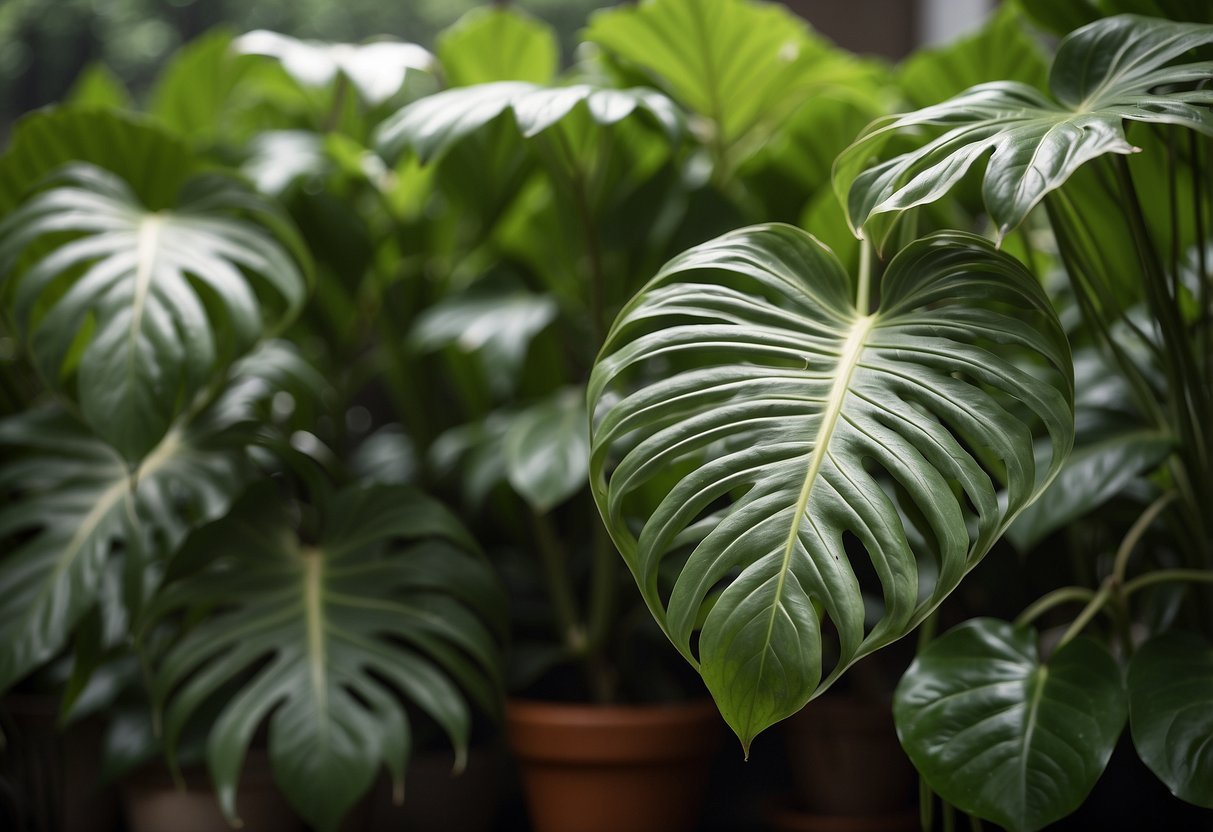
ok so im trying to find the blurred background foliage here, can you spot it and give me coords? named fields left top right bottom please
left=0, top=0, right=607, bottom=129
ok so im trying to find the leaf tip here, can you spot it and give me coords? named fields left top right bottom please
left=392, top=778, right=405, bottom=806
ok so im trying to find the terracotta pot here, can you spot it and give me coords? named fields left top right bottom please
left=782, top=697, right=917, bottom=817
left=0, top=695, right=120, bottom=832
left=121, top=750, right=302, bottom=832
left=506, top=699, right=722, bottom=832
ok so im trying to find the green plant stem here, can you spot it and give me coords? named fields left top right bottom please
left=1192, top=131, right=1210, bottom=392
left=919, top=778, right=934, bottom=832
left=1111, top=491, right=1177, bottom=586
left=586, top=518, right=616, bottom=652
left=1056, top=580, right=1114, bottom=649
left=856, top=238, right=872, bottom=314
left=529, top=509, right=585, bottom=653
left=1122, top=569, right=1213, bottom=599
left=1014, top=586, right=1098, bottom=629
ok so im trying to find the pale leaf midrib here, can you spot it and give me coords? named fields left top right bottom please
left=127, top=215, right=164, bottom=383
left=752, top=313, right=875, bottom=703
left=302, top=549, right=328, bottom=719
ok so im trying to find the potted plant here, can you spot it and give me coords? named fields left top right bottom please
left=0, top=28, right=509, bottom=832
left=588, top=6, right=1212, bottom=831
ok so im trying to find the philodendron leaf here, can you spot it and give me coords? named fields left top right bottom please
left=895, top=619, right=1127, bottom=832
left=375, top=81, right=681, bottom=164
left=836, top=14, right=1213, bottom=247
left=589, top=224, right=1074, bottom=750
left=235, top=30, right=436, bottom=106
left=1128, top=631, right=1213, bottom=807
left=0, top=163, right=309, bottom=462
left=0, top=407, right=252, bottom=694
left=146, top=484, right=506, bottom=832
left=437, top=7, right=558, bottom=87
left=505, top=388, right=590, bottom=514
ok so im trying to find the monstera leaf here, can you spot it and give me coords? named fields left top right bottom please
left=146, top=484, right=506, bottom=832
left=835, top=15, right=1213, bottom=246
left=0, top=410, right=248, bottom=694
left=0, top=163, right=309, bottom=462
left=375, top=81, right=681, bottom=164
left=588, top=224, right=1073, bottom=748
left=895, top=619, right=1127, bottom=832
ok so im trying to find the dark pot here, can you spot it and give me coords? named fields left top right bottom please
left=506, top=699, right=722, bottom=832
left=782, top=696, right=917, bottom=817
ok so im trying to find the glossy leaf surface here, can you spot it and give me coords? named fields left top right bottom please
left=147, top=485, right=506, bottom=832
left=836, top=15, right=1213, bottom=245
left=589, top=225, right=1073, bottom=748
left=1128, top=631, right=1213, bottom=807
left=895, top=619, right=1127, bottom=832
left=375, top=81, right=681, bottom=164
left=0, top=164, right=308, bottom=461
left=505, top=388, right=590, bottom=514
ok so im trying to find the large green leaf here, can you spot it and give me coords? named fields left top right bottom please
left=148, top=29, right=258, bottom=146
left=588, top=225, right=1074, bottom=749
left=146, top=484, right=506, bottom=832
left=437, top=7, right=558, bottom=87
left=0, top=410, right=247, bottom=694
left=585, top=0, right=878, bottom=162
left=1128, top=631, right=1213, bottom=808
left=375, top=81, right=682, bottom=164
left=895, top=619, right=1127, bottom=832
left=0, top=108, right=195, bottom=215
left=836, top=15, right=1213, bottom=246
left=0, top=163, right=309, bottom=462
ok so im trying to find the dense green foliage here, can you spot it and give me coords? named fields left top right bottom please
left=0, top=2, right=1210, bottom=830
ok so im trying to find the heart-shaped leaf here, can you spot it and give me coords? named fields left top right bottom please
left=895, top=619, right=1127, bottom=832
left=835, top=15, right=1213, bottom=246
left=0, top=163, right=309, bottom=462
left=146, top=484, right=506, bottom=832
left=589, top=225, right=1073, bottom=749
left=505, top=388, right=590, bottom=514
left=1128, top=631, right=1213, bottom=808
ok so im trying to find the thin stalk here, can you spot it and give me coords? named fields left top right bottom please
left=1111, top=491, right=1177, bottom=586
left=967, top=814, right=985, bottom=832
left=1056, top=580, right=1114, bottom=649
left=1190, top=130, right=1210, bottom=392
left=586, top=517, right=617, bottom=652
left=1014, top=586, right=1098, bottom=629
left=919, top=779, right=934, bottom=832
left=942, top=798, right=956, bottom=832
left=529, top=510, right=585, bottom=653
left=1122, top=568, right=1213, bottom=598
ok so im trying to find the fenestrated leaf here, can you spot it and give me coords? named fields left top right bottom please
left=437, top=7, right=558, bottom=87
left=894, top=619, right=1127, bottom=832
left=0, top=108, right=195, bottom=215
left=0, top=163, right=309, bottom=462
left=836, top=15, right=1213, bottom=247
left=1128, top=631, right=1213, bottom=808
left=146, top=484, right=506, bottom=832
left=235, top=30, right=436, bottom=106
left=375, top=81, right=681, bottom=165
left=505, top=388, right=589, bottom=514
left=0, top=408, right=250, bottom=694
left=589, top=225, right=1073, bottom=750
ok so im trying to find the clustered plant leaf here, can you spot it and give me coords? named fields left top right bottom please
left=0, top=2, right=1210, bottom=831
